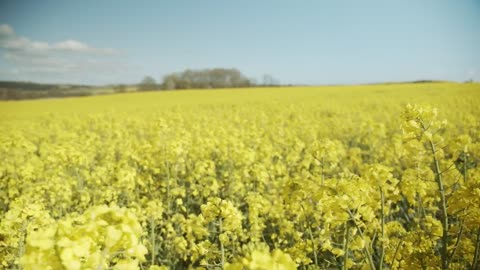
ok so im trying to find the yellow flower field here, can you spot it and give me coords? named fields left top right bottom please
left=1, top=83, right=480, bottom=269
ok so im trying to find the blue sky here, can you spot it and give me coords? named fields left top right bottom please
left=0, top=0, right=479, bottom=85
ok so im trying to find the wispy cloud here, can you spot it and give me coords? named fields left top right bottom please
left=0, top=24, right=116, bottom=55
left=0, top=24, right=124, bottom=84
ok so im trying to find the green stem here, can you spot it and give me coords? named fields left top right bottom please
left=343, top=222, right=349, bottom=270
left=379, top=187, right=385, bottom=270
left=346, top=209, right=376, bottom=270
left=449, top=150, right=467, bottom=269
left=17, top=220, right=29, bottom=270
left=417, top=119, right=450, bottom=270
left=166, top=160, right=171, bottom=213
left=390, top=240, right=402, bottom=270
left=219, top=218, right=225, bottom=268
left=307, top=224, right=319, bottom=266
left=447, top=221, right=463, bottom=268
left=150, top=217, right=156, bottom=266
left=428, top=139, right=449, bottom=270
left=472, top=228, right=480, bottom=270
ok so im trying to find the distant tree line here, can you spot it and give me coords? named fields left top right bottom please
left=0, top=81, right=94, bottom=91
left=0, top=81, right=96, bottom=100
left=0, top=68, right=281, bottom=100
left=0, top=89, right=94, bottom=100
left=137, top=68, right=280, bottom=91
left=162, top=68, right=252, bottom=90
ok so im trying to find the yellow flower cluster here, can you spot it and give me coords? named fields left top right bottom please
left=0, top=83, right=479, bottom=269
left=226, top=248, right=296, bottom=270
left=21, top=205, right=147, bottom=270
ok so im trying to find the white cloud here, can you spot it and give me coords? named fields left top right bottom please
left=0, top=24, right=116, bottom=55
left=54, top=40, right=90, bottom=51
left=0, top=24, right=124, bottom=84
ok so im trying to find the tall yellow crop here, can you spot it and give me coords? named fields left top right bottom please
left=0, top=82, right=479, bottom=269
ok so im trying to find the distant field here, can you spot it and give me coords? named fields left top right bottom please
left=0, top=81, right=139, bottom=100
left=1, top=83, right=478, bottom=116
left=1, top=83, right=480, bottom=269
